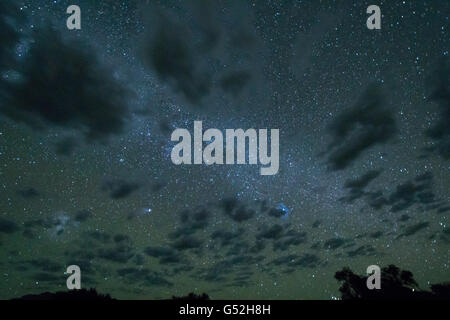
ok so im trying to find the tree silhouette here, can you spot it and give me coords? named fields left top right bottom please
left=335, top=264, right=450, bottom=300
left=172, top=292, right=210, bottom=300
left=14, top=288, right=114, bottom=300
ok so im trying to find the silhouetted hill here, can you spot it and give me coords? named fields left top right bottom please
left=12, top=289, right=211, bottom=301
left=335, top=264, right=450, bottom=300
left=13, top=288, right=114, bottom=300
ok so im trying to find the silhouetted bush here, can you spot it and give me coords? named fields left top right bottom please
left=13, top=288, right=114, bottom=300
left=335, top=264, right=450, bottom=300
left=172, top=292, right=210, bottom=300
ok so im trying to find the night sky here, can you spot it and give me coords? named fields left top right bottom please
left=0, top=0, right=449, bottom=299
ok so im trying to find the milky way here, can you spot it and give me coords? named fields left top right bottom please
left=0, top=0, right=449, bottom=299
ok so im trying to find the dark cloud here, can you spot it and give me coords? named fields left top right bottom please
left=219, top=197, right=255, bottom=222
left=439, top=228, right=450, bottom=243
left=134, top=253, right=145, bottom=266
left=101, top=179, right=140, bottom=199
left=17, top=187, right=40, bottom=199
left=312, top=220, right=321, bottom=228
left=144, top=246, right=181, bottom=264
left=220, top=197, right=239, bottom=215
left=254, top=223, right=308, bottom=251
left=32, top=272, right=63, bottom=283
left=345, top=170, right=382, bottom=190
left=325, top=84, right=397, bottom=170
left=23, top=219, right=46, bottom=228
left=169, top=208, right=211, bottom=240
left=113, top=234, right=130, bottom=244
left=258, top=199, right=269, bottom=213
left=117, top=267, right=173, bottom=287
left=340, top=170, right=382, bottom=203
left=267, top=207, right=286, bottom=218
left=220, top=71, right=252, bottom=96
left=294, top=254, right=323, bottom=268
left=225, top=242, right=250, bottom=257
left=163, top=207, right=215, bottom=255
left=249, top=240, right=266, bottom=253
left=397, top=222, right=430, bottom=238
left=142, top=10, right=211, bottom=104
left=387, top=173, right=435, bottom=213
left=347, top=245, right=377, bottom=258
left=85, top=231, right=112, bottom=244
left=22, top=229, right=35, bottom=239
left=196, top=253, right=263, bottom=284
left=0, top=217, right=19, bottom=233
left=0, top=0, right=24, bottom=71
left=323, top=238, right=347, bottom=250
left=196, top=260, right=230, bottom=282
left=211, top=228, right=244, bottom=247
left=54, top=137, right=79, bottom=156
left=229, top=205, right=255, bottom=222
left=67, top=259, right=96, bottom=275
left=98, top=243, right=135, bottom=263
left=151, top=182, right=165, bottom=193
left=23, top=215, right=77, bottom=236
left=74, top=210, right=93, bottom=223
left=1, top=25, right=130, bottom=142
left=437, top=205, right=450, bottom=214
left=13, top=258, right=63, bottom=278
left=369, top=231, right=384, bottom=239
left=273, top=229, right=307, bottom=251
left=364, top=190, right=389, bottom=210
left=269, top=253, right=322, bottom=269
left=229, top=274, right=253, bottom=288
left=310, top=242, right=321, bottom=250
left=21, top=214, right=77, bottom=236
left=64, top=247, right=97, bottom=274
left=256, top=224, right=284, bottom=240
left=172, top=235, right=203, bottom=251
left=424, top=59, right=450, bottom=159
left=158, top=119, right=172, bottom=135
left=26, top=258, right=62, bottom=273
left=186, top=209, right=210, bottom=230
left=229, top=254, right=264, bottom=266
left=344, top=171, right=438, bottom=213
left=398, top=214, right=411, bottom=222
left=140, top=2, right=260, bottom=107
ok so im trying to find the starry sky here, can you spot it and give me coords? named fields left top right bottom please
left=0, top=0, right=449, bottom=299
